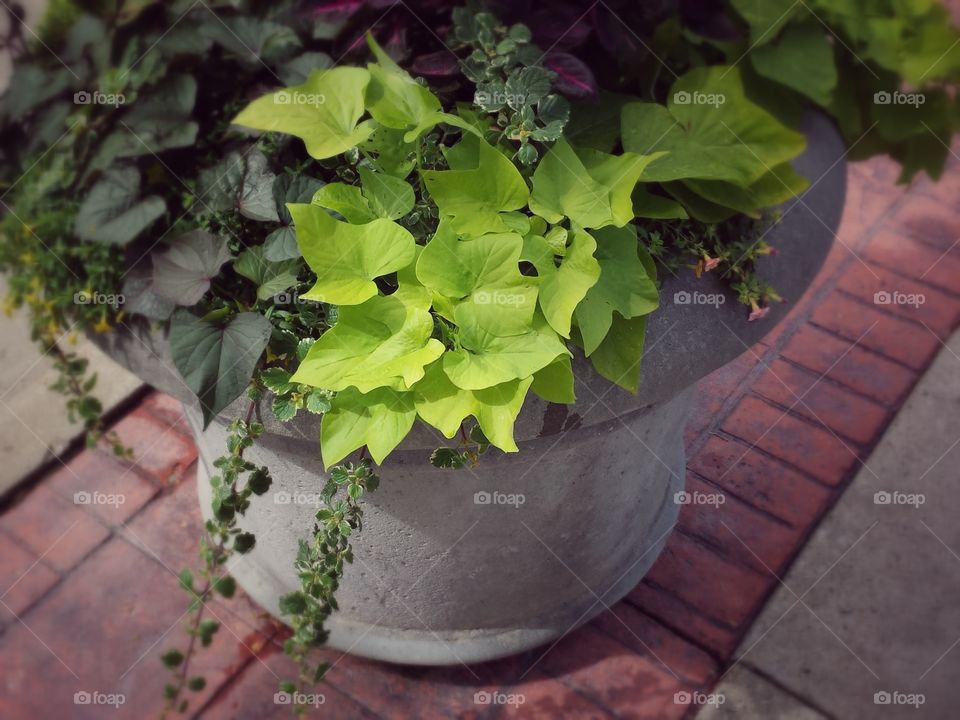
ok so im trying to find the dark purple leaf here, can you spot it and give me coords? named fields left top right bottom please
left=308, top=0, right=366, bottom=18
left=545, top=52, right=598, bottom=98
left=410, top=50, right=461, bottom=77
left=591, top=6, right=641, bottom=59
left=529, top=7, right=593, bottom=50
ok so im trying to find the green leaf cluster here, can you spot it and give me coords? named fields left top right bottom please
left=729, top=0, right=960, bottom=181
left=231, top=52, right=704, bottom=467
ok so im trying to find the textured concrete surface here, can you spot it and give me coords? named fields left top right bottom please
left=722, top=329, right=960, bottom=718
left=194, top=390, right=692, bottom=665
left=0, top=278, right=141, bottom=494
left=698, top=665, right=827, bottom=720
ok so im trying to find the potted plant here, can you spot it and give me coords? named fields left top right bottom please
left=1, top=0, right=956, bottom=713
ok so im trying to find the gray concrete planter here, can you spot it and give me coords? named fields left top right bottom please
left=93, top=110, right=845, bottom=666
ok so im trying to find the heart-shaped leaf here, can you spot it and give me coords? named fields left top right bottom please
left=291, top=286, right=444, bottom=393
left=74, top=165, right=166, bottom=245
left=237, top=150, right=278, bottom=222
left=232, top=67, right=374, bottom=160
left=233, top=246, right=301, bottom=301
left=169, top=310, right=272, bottom=427
left=320, top=387, right=416, bottom=468
left=152, top=230, right=232, bottom=306
left=287, top=202, right=414, bottom=305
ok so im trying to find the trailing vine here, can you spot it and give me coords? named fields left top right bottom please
left=160, top=401, right=267, bottom=716
left=277, top=459, right=379, bottom=712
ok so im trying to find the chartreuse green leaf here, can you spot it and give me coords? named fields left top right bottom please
left=414, top=363, right=532, bottom=452
left=311, top=183, right=375, bottom=223
left=422, top=136, right=529, bottom=235
left=287, top=202, right=415, bottom=305
left=522, top=229, right=600, bottom=337
left=682, top=162, right=809, bottom=217
left=232, top=67, right=374, bottom=160
left=264, top=173, right=326, bottom=261
left=621, top=66, right=806, bottom=187
left=169, top=311, right=272, bottom=427
left=361, top=125, right=417, bottom=178
left=587, top=314, right=648, bottom=394
left=365, top=34, right=442, bottom=129
left=320, top=387, right=416, bottom=468
left=529, top=139, right=665, bottom=229
left=312, top=169, right=414, bottom=221
left=416, top=223, right=538, bottom=334
left=358, top=167, right=415, bottom=219
left=402, top=110, right=486, bottom=143
left=443, top=308, right=569, bottom=390
left=291, top=286, right=444, bottom=393
left=750, top=21, right=837, bottom=106
left=361, top=34, right=483, bottom=143
left=530, top=355, right=575, bottom=403
left=574, top=225, right=658, bottom=356
left=416, top=222, right=528, bottom=300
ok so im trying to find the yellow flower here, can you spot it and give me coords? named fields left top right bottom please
left=93, top=316, right=113, bottom=333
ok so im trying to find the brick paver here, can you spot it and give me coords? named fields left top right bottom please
left=2, top=151, right=960, bottom=718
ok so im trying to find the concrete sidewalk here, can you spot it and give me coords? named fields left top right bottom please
left=0, top=278, right=141, bottom=494
left=703, top=329, right=960, bottom=719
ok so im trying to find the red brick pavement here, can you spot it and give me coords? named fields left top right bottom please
left=1, top=153, right=959, bottom=718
